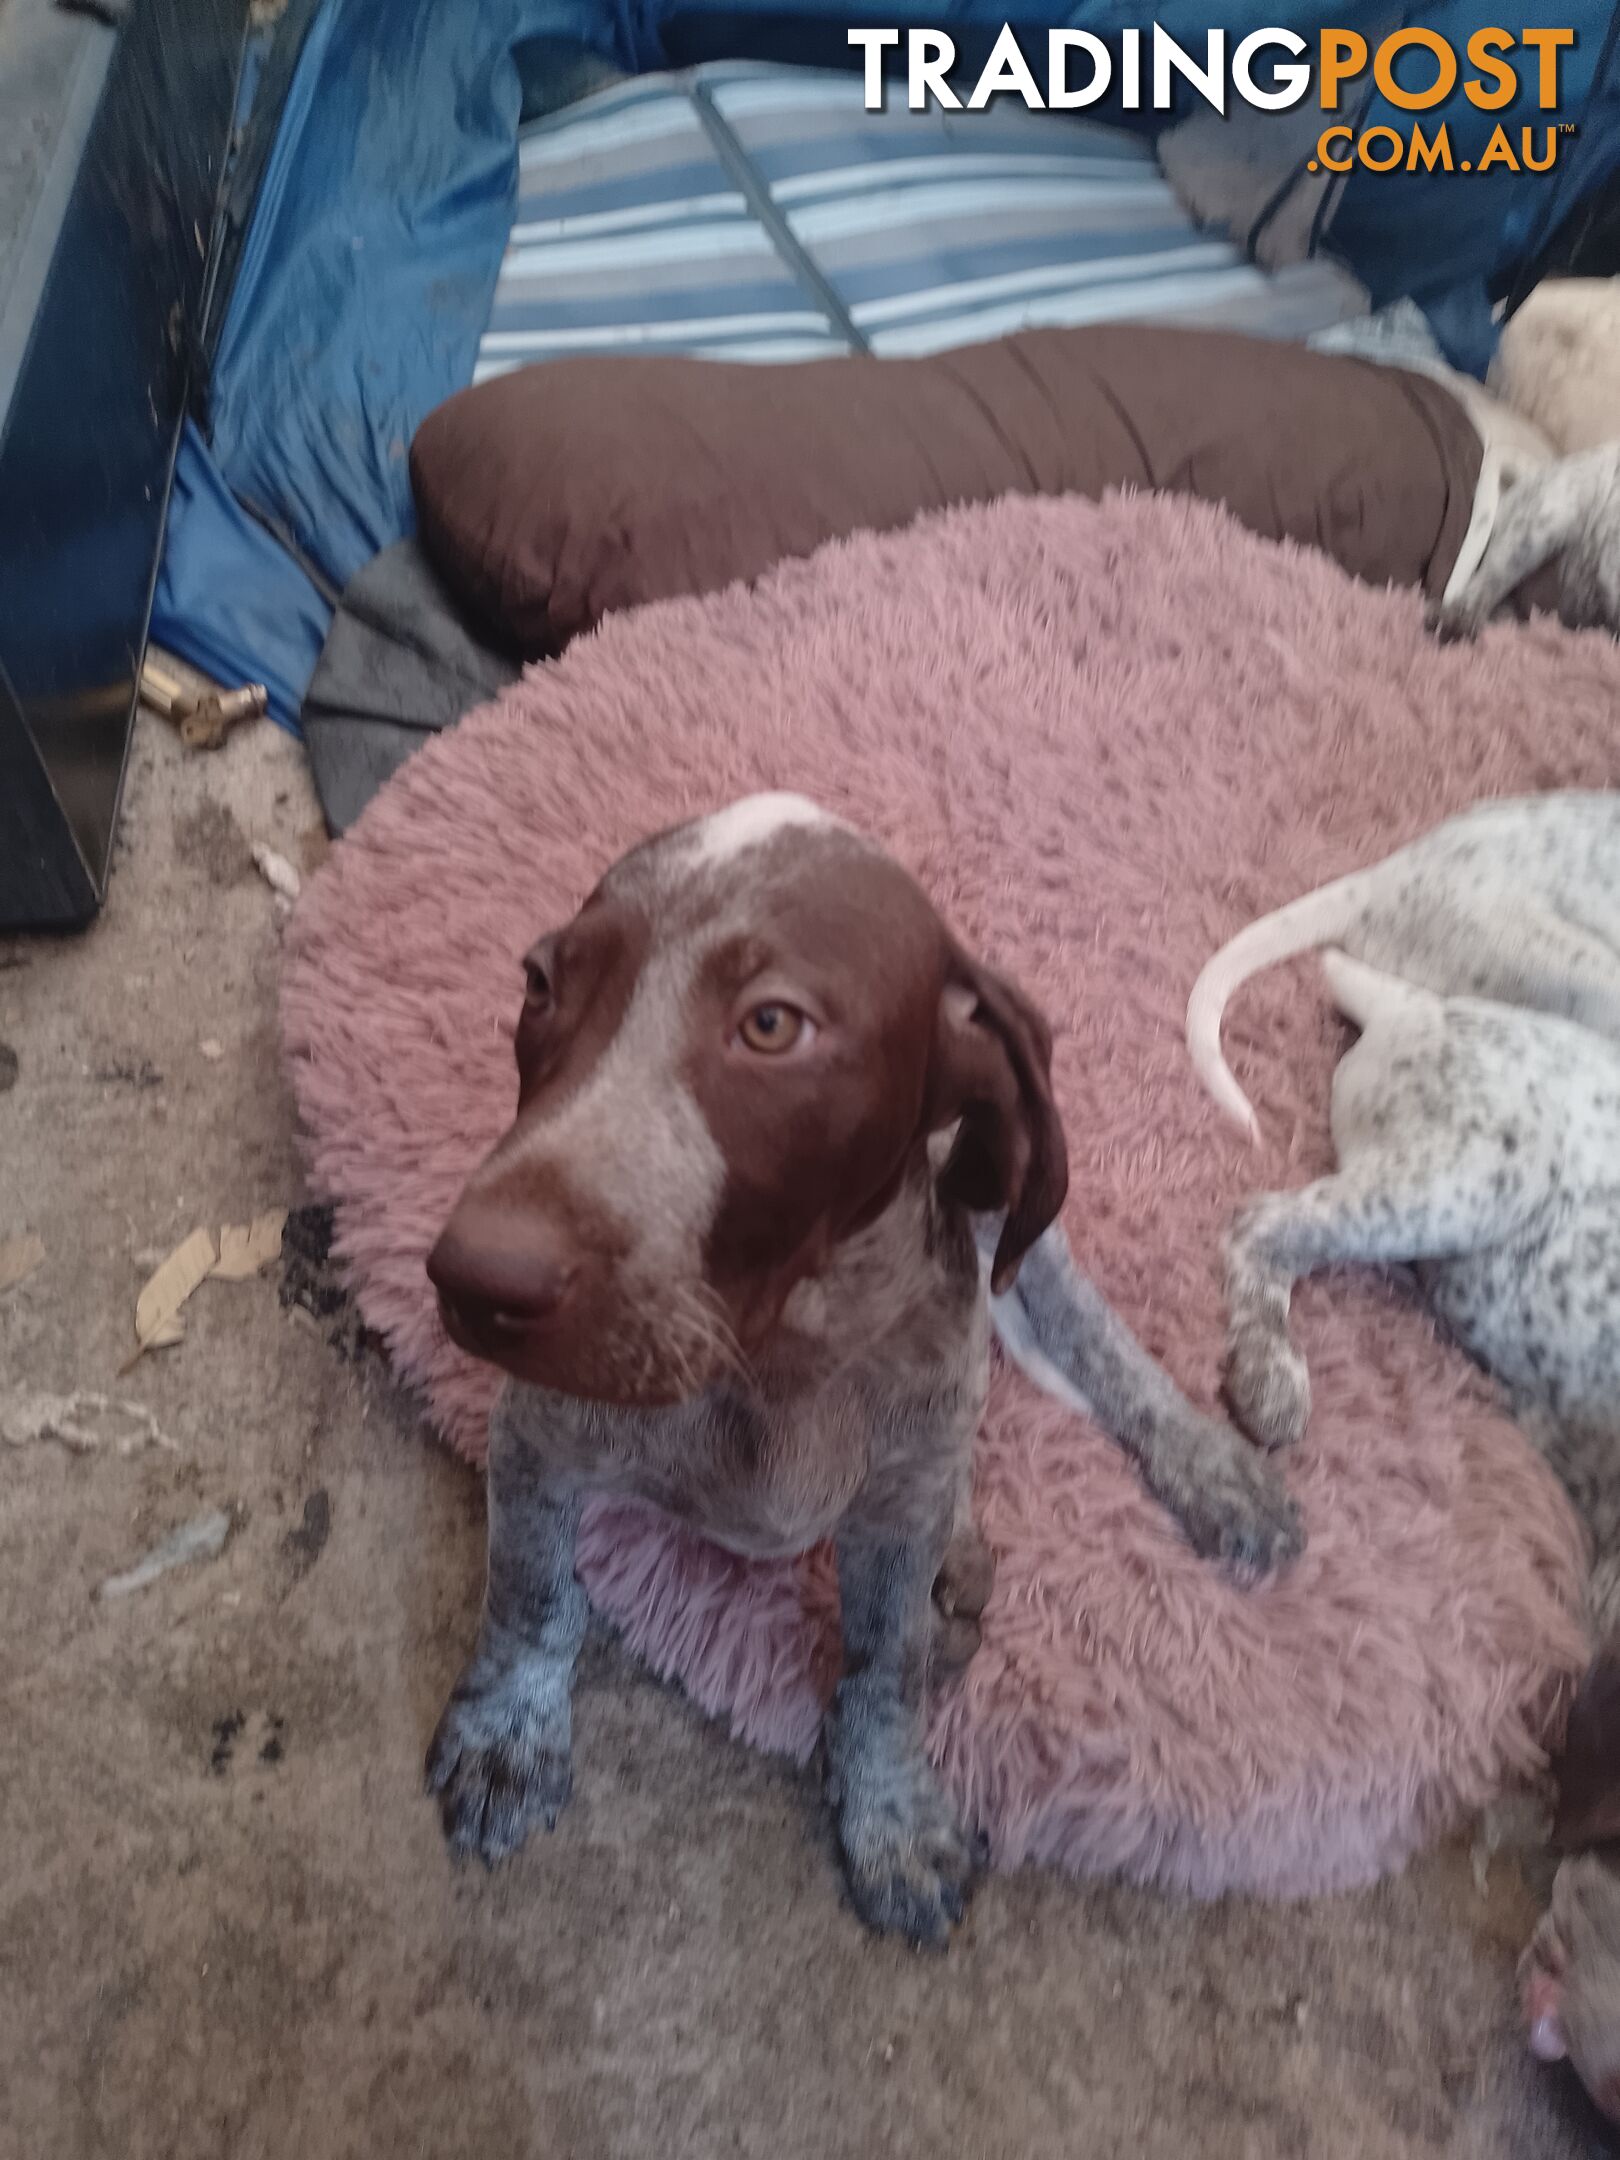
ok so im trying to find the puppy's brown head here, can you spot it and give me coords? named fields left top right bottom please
left=427, top=794, right=1067, bottom=1404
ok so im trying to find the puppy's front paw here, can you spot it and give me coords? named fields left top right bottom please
left=1223, top=1325, right=1311, bottom=1454
left=425, top=1664, right=574, bottom=1865
left=831, top=1733, right=985, bottom=1948
left=1167, top=1419, right=1304, bottom=1581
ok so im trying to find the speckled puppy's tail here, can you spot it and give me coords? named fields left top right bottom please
left=1186, top=868, right=1379, bottom=1141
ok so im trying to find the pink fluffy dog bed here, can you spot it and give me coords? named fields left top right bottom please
left=282, top=488, right=1620, bottom=1898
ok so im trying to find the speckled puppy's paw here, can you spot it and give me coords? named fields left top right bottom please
left=1223, top=1325, right=1312, bottom=1455
left=425, top=1665, right=574, bottom=1866
left=1167, top=1418, right=1305, bottom=1581
left=1424, top=592, right=1486, bottom=643
left=832, top=1742, right=986, bottom=1949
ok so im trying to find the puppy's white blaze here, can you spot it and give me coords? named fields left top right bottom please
left=497, top=951, right=727, bottom=1273
left=690, top=792, right=836, bottom=865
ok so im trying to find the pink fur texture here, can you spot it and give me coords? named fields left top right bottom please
left=282, top=488, right=1620, bottom=1898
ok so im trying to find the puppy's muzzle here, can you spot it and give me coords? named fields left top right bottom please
left=428, top=1199, right=581, bottom=1356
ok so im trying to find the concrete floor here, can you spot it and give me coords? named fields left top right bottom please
left=3, top=713, right=1616, bottom=2160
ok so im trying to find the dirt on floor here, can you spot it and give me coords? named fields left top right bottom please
left=1, top=713, right=1615, bottom=2160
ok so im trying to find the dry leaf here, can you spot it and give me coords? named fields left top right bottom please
left=131, top=1227, right=218, bottom=1360
left=123, top=1206, right=289, bottom=1368
left=214, top=1208, right=288, bottom=1281
left=0, top=1233, right=44, bottom=1295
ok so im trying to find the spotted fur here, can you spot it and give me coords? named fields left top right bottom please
left=1432, top=442, right=1620, bottom=644
left=1223, top=953, right=1620, bottom=1483
left=1187, top=791, right=1620, bottom=1140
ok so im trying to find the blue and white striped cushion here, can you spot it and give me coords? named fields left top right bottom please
left=476, top=77, right=850, bottom=381
left=475, top=64, right=1363, bottom=383
left=710, top=70, right=1364, bottom=356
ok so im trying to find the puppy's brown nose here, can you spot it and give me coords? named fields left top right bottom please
left=427, top=1203, right=579, bottom=1333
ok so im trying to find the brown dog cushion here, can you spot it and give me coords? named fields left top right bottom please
left=410, top=324, right=1484, bottom=660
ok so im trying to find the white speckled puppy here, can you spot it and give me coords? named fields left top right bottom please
left=1196, top=795, right=1620, bottom=2129
left=1221, top=949, right=1620, bottom=1467
left=1188, top=791, right=1620, bottom=1143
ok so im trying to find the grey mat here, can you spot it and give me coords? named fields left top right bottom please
left=300, top=539, right=519, bottom=834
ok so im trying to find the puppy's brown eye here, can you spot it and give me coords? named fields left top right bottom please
left=523, top=958, right=553, bottom=1012
left=738, top=1002, right=806, bottom=1055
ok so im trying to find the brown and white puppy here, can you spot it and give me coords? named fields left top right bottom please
left=429, top=793, right=1063, bottom=1410
left=425, top=794, right=1300, bottom=1943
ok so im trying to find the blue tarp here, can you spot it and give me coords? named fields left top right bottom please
left=1333, top=1, right=1619, bottom=372
left=154, top=0, right=1618, bottom=729
left=154, top=0, right=582, bottom=723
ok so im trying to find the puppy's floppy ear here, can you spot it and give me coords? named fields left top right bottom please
left=1555, top=1637, right=1620, bottom=1851
left=926, top=938, right=1069, bottom=1295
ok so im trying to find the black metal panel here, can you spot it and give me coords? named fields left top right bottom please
left=0, top=0, right=250, bottom=928
left=202, top=0, right=323, bottom=369
left=0, top=657, right=96, bottom=926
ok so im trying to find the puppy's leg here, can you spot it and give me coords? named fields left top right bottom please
left=1429, top=457, right=1584, bottom=641
left=1555, top=449, right=1620, bottom=633
left=1224, top=1144, right=1538, bottom=1452
left=1226, top=960, right=1557, bottom=1448
left=929, top=1462, right=994, bottom=1676
left=1519, top=1853, right=1620, bottom=2120
left=931, top=1519, right=992, bottom=1676
left=425, top=1409, right=587, bottom=1865
left=995, top=1226, right=1303, bottom=1579
left=827, top=1514, right=985, bottom=1947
